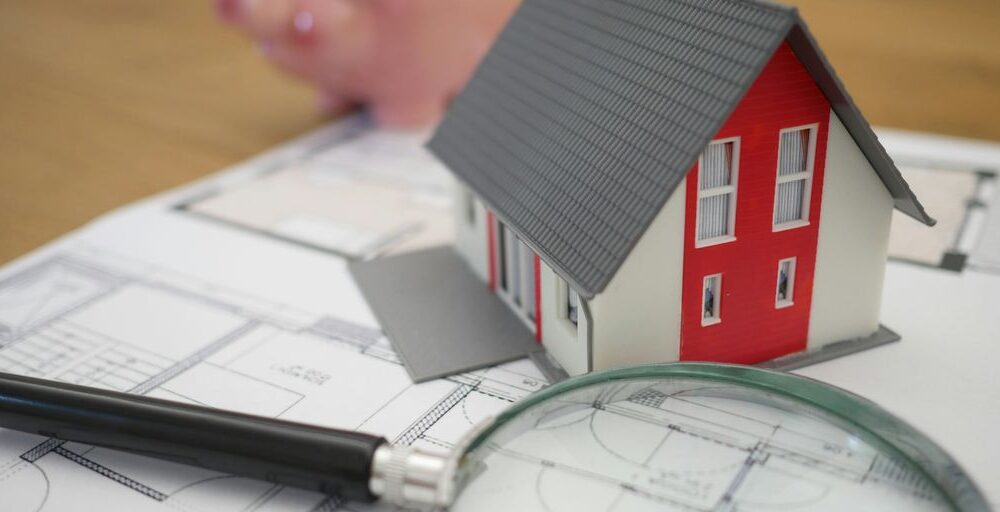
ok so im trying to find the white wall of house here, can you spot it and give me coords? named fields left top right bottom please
left=808, top=112, right=894, bottom=348
left=452, top=183, right=489, bottom=282
left=586, top=178, right=687, bottom=372
left=453, top=180, right=592, bottom=375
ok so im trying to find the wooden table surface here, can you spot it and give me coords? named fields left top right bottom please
left=2, top=0, right=999, bottom=265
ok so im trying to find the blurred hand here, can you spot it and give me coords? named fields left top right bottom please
left=216, top=0, right=519, bottom=126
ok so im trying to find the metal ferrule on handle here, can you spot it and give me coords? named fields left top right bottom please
left=369, top=444, right=457, bottom=509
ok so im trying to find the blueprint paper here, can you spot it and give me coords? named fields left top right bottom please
left=0, top=116, right=997, bottom=510
left=451, top=381, right=953, bottom=511
left=970, top=179, right=1000, bottom=271
left=185, top=125, right=455, bottom=259
left=0, top=214, right=547, bottom=511
left=0, top=151, right=546, bottom=510
left=796, top=263, right=1000, bottom=506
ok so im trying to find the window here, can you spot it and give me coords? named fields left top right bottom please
left=696, top=139, right=739, bottom=245
left=774, top=126, right=816, bottom=228
left=506, top=226, right=522, bottom=305
left=567, top=284, right=579, bottom=327
left=702, top=274, right=722, bottom=326
left=464, top=191, right=476, bottom=226
left=518, top=237, right=536, bottom=320
left=497, top=224, right=508, bottom=292
left=776, top=258, right=796, bottom=307
left=495, top=219, right=539, bottom=328
left=558, top=277, right=580, bottom=331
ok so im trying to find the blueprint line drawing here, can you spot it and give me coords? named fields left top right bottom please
left=182, top=125, right=456, bottom=261
left=0, top=116, right=995, bottom=509
left=48, top=445, right=170, bottom=502
left=0, top=247, right=546, bottom=512
left=453, top=382, right=946, bottom=511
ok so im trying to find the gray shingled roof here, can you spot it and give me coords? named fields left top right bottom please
left=428, top=0, right=933, bottom=299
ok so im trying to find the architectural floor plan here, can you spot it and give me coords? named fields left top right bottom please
left=0, top=246, right=545, bottom=511
left=184, top=125, right=454, bottom=260
left=453, top=382, right=947, bottom=511
left=178, top=116, right=1000, bottom=275
left=0, top=116, right=996, bottom=509
left=0, top=246, right=951, bottom=511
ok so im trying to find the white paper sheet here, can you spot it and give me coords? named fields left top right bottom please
left=0, top=117, right=997, bottom=510
left=0, top=125, right=545, bottom=511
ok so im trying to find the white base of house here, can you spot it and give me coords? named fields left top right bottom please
left=536, top=324, right=899, bottom=383
left=757, top=324, right=899, bottom=371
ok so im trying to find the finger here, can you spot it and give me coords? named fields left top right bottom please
left=370, top=98, right=447, bottom=128
left=257, top=0, right=371, bottom=81
left=235, top=0, right=298, bottom=40
left=287, top=0, right=366, bottom=58
left=317, top=90, right=357, bottom=116
left=258, top=38, right=323, bottom=82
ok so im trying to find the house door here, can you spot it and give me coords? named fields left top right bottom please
left=491, top=218, right=542, bottom=339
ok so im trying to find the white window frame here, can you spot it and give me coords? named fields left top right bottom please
left=496, top=220, right=509, bottom=293
left=522, top=238, right=536, bottom=322
left=701, top=273, right=722, bottom=326
left=494, top=218, right=537, bottom=331
left=695, top=137, right=740, bottom=248
left=775, top=257, right=797, bottom=308
left=772, top=124, right=818, bottom=231
left=556, top=277, right=579, bottom=333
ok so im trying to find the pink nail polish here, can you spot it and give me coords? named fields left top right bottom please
left=293, top=10, right=316, bottom=37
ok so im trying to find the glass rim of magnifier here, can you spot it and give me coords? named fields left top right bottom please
left=460, top=362, right=989, bottom=512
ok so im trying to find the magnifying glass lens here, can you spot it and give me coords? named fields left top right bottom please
left=451, top=367, right=965, bottom=511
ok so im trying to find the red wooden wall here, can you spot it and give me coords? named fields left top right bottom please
left=680, top=42, right=831, bottom=363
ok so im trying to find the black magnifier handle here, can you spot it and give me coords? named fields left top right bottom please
left=0, top=371, right=432, bottom=504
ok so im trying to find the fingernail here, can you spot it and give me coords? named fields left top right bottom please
left=292, top=10, right=316, bottom=37
left=291, top=1, right=353, bottom=44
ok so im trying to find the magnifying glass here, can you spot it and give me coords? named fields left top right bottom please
left=0, top=364, right=990, bottom=511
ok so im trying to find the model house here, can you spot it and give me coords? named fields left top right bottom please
left=427, top=0, right=933, bottom=375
